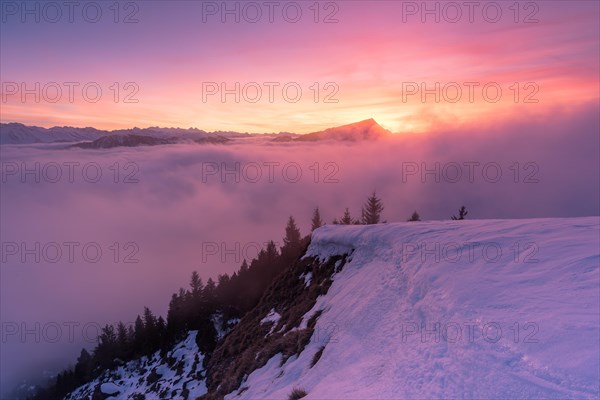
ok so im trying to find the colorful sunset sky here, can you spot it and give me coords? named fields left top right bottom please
left=1, top=0, right=598, bottom=133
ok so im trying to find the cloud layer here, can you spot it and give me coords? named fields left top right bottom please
left=1, top=103, right=599, bottom=393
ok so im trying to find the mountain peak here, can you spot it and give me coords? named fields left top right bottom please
left=295, top=118, right=391, bottom=142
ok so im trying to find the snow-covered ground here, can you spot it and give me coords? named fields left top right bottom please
left=66, top=331, right=206, bottom=400
left=227, top=217, right=600, bottom=399
left=62, top=217, right=599, bottom=399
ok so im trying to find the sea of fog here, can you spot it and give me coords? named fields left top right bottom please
left=1, top=105, right=599, bottom=395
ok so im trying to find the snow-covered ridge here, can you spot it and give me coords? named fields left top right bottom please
left=230, top=217, right=600, bottom=399
left=65, top=331, right=207, bottom=400
left=0, top=123, right=229, bottom=145
left=63, top=217, right=599, bottom=399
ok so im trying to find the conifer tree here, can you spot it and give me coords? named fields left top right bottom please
left=133, top=315, right=145, bottom=352
left=190, top=271, right=203, bottom=296
left=451, top=206, right=468, bottom=220
left=204, top=278, right=217, bottom=304
left=407, top=211, right=421, bottom=222
left=116, top=321, right=129, bottom=357
left=311, top=207, right=324, bottom=231
left=283, top=216, right=302, bottom=248
left=265, top=240, right=279, bottom=260
left=361, top=191, right=384, bottom=224
left=75, top=349, right=92, bottom=381
left=333, top=208, right=359, bottom=225
left=239, top=259, right=249, bottom=274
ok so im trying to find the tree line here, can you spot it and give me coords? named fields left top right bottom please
left=32, top=192, right=468, bottom=399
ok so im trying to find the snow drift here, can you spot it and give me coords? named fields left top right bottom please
left=228, top=217, right=599, bottom=399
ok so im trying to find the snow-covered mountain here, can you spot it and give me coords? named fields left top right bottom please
left=0, top=123, right=105, bottom=144
left=64, top=217, right=599, bottom=399
left=0, top=124, right=230, bottom=146
left=0, top=120, right=391, bottom=147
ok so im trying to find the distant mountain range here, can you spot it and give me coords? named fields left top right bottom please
left=0, top=119, right=391, bottom=148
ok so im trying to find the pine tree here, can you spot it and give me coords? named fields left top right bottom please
left=74, top=348, right=92, bottom=381
left=239, top=259, right=249, bottom=274
left=204, top=278, right=217, bottom=304
left=156, top=316, right=166, bottom=342
left=217, top=274, right=230, bottom=289
left=407, top=211, right=421, bottom=222
left=265, top=240, right=279, bottom=261
left=98, top=324, right=117, bottom=346
left=190, top=271, right=203, bottom=296
left=283, top=216, right=302, bottom=248
left=281, top=216, right=302, bottom=264
left=143, top=307, right=156, bottom=333
left=142, top=307, right=158, bottom=354
left=333, top=208, right=359, bottom=225
left=116, top=321, right=129, bottom=357
left=95, top=325, right=117, bottom=368
left=126, top=325, right=135, bottom=344
left=311, top=207, right=324, bottom=231
left=451, top=206, right=468, bottom=220
left=361, top=191, right=384, bottom=224
left=133, top=315, right=145, bottom=352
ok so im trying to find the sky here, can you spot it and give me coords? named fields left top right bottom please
left=1, top=0, right=599, bottom=133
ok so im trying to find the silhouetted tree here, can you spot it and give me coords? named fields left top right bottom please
left=265, top=240, right=279, bottom=262
left=142, top=307, right=158, bottom=354
left=239, top=259, right=249, bottom=274
left=283, top=216, right=302, bottom=248
left=133, top=315, right=145, bottom=353
left=204, top=278, right=217, bottom=305
left=407, top=211, right=421, bottom=222
left=333, top=208, right=359, bottom=225
left=94, top=325, right=117, bottom=369
left=190, top=271, right=203, bottom=297
left=451, top=206, right=468, bottom=220
left=282, top=217, right=302, bottom=264
left=361, top=191, right=384, bottom=224
left=311, top=207, right=324, bottom=231
left=116, top=321, right=130, bottom=359
left=74, top=348, right=92, bottom=382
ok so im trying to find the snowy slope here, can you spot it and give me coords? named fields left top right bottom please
left=65, top=332, right=207, bottom=400
left=61, top=217, right=599, bottom=400
left=226, top=217, right=600, bottom=399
